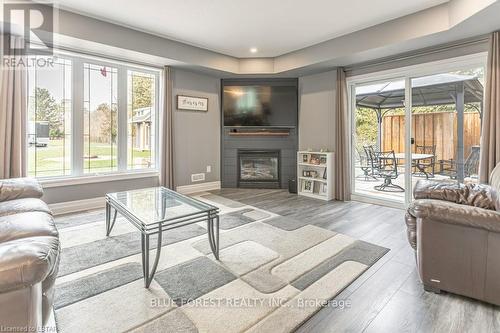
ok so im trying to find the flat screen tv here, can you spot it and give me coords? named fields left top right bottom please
left=223, top=85, right=297, bottom=127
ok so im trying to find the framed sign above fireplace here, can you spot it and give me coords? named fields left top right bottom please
left=177, top=95, right=208, bottom=111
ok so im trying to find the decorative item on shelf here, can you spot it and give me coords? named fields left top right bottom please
left=319, top=148, right=330, bottom=153
left=176, top=95, right=208, bottom=111
left=323, top=168, right=327, bottom=180
left=302, top=180, right=314, bottom=193
left=302, top=154, right=310, bottom=163
left=320, top=156, right=327, bottom=165
left=310, top=154, right=321, bottom=165
left=307, top=148, right=313, bottom=152
left=303, top=170, right=318, bottom=178
left=320, top=183, right=328, bottom=195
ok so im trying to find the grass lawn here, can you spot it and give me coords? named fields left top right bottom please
left=28, top=139, right=152, bottom=177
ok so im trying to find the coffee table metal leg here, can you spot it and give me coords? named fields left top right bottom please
left=141, top=230, right=163, bottom=288
left=105, top=202, right=110, bottom=234
left=207, top=215, right=219, bottom=260
left=141, top=234, right=146, bottom=278
left=215, top=215, right=219, bottom=259
left=106, top=206, right=118, bottom=236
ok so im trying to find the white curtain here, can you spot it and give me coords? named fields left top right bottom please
left=0, top=35, right=27, bottom=179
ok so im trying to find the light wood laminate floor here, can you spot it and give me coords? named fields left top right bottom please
left=211, top=188, right=500, bottom=333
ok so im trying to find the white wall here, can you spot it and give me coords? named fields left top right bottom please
left=172, top=69, right=221, bottom=187
left=298, top=70, right=337, bottom=152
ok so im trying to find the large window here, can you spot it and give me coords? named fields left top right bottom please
left=128, top=70, right=156, bottom=170
left=27, top=57, right=72, bottom=177
left=84, top=63, right=118, bottom=173
left=27, top=53, right=160, bottom=179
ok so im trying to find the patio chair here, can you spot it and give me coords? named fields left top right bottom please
left=439, top=146, right=480, bottom=180
left=355, top=147, right=369, bottom=180
left=413, top=144, right=436, bottom=179
left=373, top=150, right=404, bottom=192
left=363, top=145, right=381, bottom=180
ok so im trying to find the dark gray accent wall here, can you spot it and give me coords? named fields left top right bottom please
left=221, top=79, right=298, bottom=189
left=221, top=129, right=298, bottom=188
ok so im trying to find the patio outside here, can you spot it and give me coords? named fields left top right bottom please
left=353, top=69, right=484, bottom=202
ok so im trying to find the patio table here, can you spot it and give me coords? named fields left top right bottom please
left=392, top=153, right=435, bottom=179
left=378, top=153, right=435, bottom=179
left=393, top=153, right=434, bottom=160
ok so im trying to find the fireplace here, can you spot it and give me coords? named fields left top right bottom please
left=238, top=150, right=281, bottom=188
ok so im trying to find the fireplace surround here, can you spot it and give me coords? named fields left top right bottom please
left=220, top=78, right=298, bottom=189
left=238, top=150, right=281, bottom=188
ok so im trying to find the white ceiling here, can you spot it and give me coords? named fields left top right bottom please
left=55, top=0, right=449, bottom=58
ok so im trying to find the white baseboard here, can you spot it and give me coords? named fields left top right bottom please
left=49, top=197, right=105, bottom=216
left=176, top=181, right=221, bottom=195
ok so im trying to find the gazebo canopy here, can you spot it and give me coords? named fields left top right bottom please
left=355, top=73, right=484, bottom=183
left=356, top=74, right=484, bottom=109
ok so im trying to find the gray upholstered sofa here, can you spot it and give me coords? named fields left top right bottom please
left=0, top=178, right=60, bottom=330
left=406, top=163, right=500, bottom=305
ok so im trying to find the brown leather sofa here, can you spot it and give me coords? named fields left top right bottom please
left=0, top=178, right=60, bottom=331
left=406, top=163, right=500, bottom=305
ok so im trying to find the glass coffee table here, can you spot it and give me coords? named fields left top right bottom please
left=105, top=187, right=220, bottom=288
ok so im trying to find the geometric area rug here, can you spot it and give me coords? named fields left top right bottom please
left=53, top=193, right=388, bottom=333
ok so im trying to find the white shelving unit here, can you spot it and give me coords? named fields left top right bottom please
left=297, top=151, right=334, bottom=201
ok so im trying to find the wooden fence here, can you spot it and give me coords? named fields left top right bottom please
left=382, top=111, right=481, bottom=162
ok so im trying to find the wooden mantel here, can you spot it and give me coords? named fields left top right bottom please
left=228, top=130, right=290, bottom=137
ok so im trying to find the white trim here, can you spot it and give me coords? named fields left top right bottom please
left=404, top=77, right=412, bottom=206
left=40, top=170, right=159, bottom=188
left=176, top=181, right=221, bottom=195
left=55, top=48, right=163, bottom=72
left=49, top=197, right=105, bottom=215
left=351, top=194, right=404, bottom=210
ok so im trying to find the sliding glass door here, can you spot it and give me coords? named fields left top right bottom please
left=410, top=67, right=484, bottom=193
left=350, top=56, right=486, bottom=207
left=352, top=78, right=407, bottom=204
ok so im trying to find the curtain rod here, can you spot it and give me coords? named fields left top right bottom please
left=344, top=35, right=489, bottom=73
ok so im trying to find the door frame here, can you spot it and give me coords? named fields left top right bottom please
left=347, top=52, right=487, bottom=208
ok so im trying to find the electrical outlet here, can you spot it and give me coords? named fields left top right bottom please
left=191, top=173, right=205, bottom=182
left=206, top=165, right=212, bottom=173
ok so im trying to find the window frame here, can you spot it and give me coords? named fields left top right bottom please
left=27, top=51, right=161, bottom=183
left=27, top=55, right=74, bottom=178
